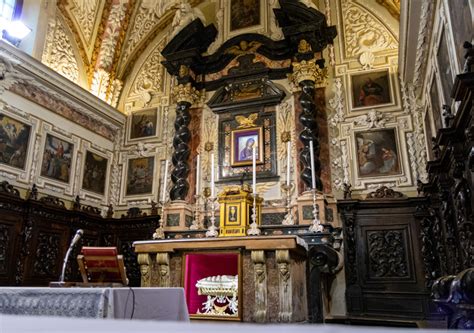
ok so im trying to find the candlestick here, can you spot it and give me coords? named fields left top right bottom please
left=190, top=194, right=201, bottom=230
left=195, top=154, right=200, bottom=196
left=309, top=140, right=316, bottom=190
left=309, top=188, right=324, bottom=233
left=286, top=140, right=291, bottom=187
left=210, top=153, right=215, bottom=198
left=247, top=193, right=261, bottom=235
left=252, top=145, right=256, bottom=194
left=152, top=200, right=166, bottom=240
left=161, top=160, right=169, bottom=202
left=281, top=182, right=295, bottom=225
left=206, top=197, right=218, bottom=237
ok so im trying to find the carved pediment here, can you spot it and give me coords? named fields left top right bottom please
left=207, top=77, right=285, bottom=113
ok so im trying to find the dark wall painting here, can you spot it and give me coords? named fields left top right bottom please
left=351, top=70, right=391, bottom=109
left=355, top=129, right=400, bottom=178
left=40, top=134, right=74, bottom=183
left=230, top=0, right=260, bottom=31
left=447, top=0, right=473, bottom=70
left=437, top=29, right=454, bottom=105
left=0, top=114, right=31, bottom=170
left=130, top=109, right=157, bottom=140
left=82, top=151, right=108, bottom=195
left=429, top=78, right=443, bottom=130
left=126, top=157, right=154, bottom=196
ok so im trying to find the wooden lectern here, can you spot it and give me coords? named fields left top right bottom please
left=77, top=247, right=129, bottom=286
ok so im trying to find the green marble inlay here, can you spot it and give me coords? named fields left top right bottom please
left=167, top=213, right=180, bottom=227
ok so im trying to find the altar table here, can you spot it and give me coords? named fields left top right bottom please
left=133, top=235, right=308, bottom=323
left=0, top=287, right=188, bottom=321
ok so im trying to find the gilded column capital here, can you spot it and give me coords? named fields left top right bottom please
left=289, top=58, right=328, bottom=88
left=172, top=82, right=200, bottom=104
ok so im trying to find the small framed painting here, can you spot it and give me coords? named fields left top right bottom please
left=355, top=128, right=401, bottom=178
left=230, top=0, right=261, bottom=32
left=40, top=134, right=74, bottom=183
left=82, top=151, right=108, bottom=195
left=230, top=127, right=263, bottom=167
left=350, top=69, right=392, bottom=110
left=125, top=157, right=154, bottom=196
left=0, top=113, right=31, bottom=170
left=129, top=109, right=157, bottom=140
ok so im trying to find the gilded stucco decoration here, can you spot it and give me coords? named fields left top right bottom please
left=342, top=2, right=398, bottom=62
left=120, top=0, right=178, bottom=69
left=41, top=16, right=80, bottom=84
left=128, top=42, right=166, bottom=104
left=375, top=0, right=400, bottom=20
left=69, top=0, right=102, bottom=44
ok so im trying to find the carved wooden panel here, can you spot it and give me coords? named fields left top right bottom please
left=364, top=228, right=412, bottom=281
left=338, top=198, right=430, bottom=319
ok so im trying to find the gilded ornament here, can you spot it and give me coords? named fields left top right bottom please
left=172, top=82, right=199, bottom=104
left=225, top=40, right=261, bottom=56
left=204, top=141, right=214, bottom=152
left=235, top=113, right=258, bottom=128
left=297, top=39, right=312, bottom=53
left=376, top=0, right=400, bottom=20
left=290, top=58, right=328, bottom=88
left=281, top=131, right=291, bottom=143
left=178, top=64, right=189, bottom=78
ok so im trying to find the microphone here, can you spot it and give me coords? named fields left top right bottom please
left=69, top=229, right=83, bottom=249
left=59, top=229, right=84, bottom=283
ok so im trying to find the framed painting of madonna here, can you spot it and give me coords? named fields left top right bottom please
left=231, top=127, right=263, bottom=167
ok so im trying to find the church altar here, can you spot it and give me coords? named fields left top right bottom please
left=133, top=235, right=308, bottom=322
left=0, top=287, right=189, bottom=321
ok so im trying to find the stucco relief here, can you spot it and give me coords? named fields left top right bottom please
left=120, top=0, right=178, bottom=68
left=41, top=17, right=80, bottom=84
left=69, top=0, right=101, bottom=44
left=128, top=42, right=166, bottom=104
left=342, top=2, right=398, bottom=62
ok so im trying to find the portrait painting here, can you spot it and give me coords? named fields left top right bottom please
left=447, top=0, right=472, bottom=69
left=82, top=151, right=108, bottom=195
left=437, top=29, right=454, bottom=105
left=126, top=157, right=154, bottom=196
left=230, top=0, right=260, bottom=31
left=429, top=79, right=443, bottom=131
left=0, top=113, right=31, bottom=170
left=355, top=129, right=401, bottom=178
left=40, top=134, right=74, bottom=183
left=231, top=127, right=264, bottom=167
left=130, top=109, right=157, bottom=140
left=351, top=70, right=391, bottom=109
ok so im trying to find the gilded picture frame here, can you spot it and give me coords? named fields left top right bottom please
left=230, top=127, right=264, bottom=167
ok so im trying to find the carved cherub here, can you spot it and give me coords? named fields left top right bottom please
left=342, top=183, right=352, bottom=199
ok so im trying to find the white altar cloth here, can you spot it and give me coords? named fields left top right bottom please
left=0, top=287, right=188, bottom=321
left=0, top=314, right=451, bottom=333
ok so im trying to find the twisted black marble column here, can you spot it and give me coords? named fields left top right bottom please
left=170, top=101, right=191, bottom=200
left=299, top=79, right=323, bottom=191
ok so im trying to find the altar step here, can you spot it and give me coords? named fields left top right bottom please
left=324, top=316, right=447, bottom=329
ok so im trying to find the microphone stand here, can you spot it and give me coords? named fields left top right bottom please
left=59, top=230, right=83, bottom=284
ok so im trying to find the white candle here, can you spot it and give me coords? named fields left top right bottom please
left=195, top=154, right=200, bottom=196
left=210, top=153, right=215, bottom=198
left=309, top=140, right=316, bottom=190
left=252, top=145, right=257, bottom=195
left=286, top=140, right=291, bottom=187
left=161, top=160, right=169, bottom=202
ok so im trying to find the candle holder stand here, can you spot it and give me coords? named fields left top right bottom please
left=281, top=183, right=295, bottom=225
left=152, top=200, right=166, bottom=239
left=309, top=189, right=324, bottom=233
left=205, top=197, right=218, bottom=237
left=247, top=193, right=261, bottom=236
left=189, top=194, right=202, bottom=230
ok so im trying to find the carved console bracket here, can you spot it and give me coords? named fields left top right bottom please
left=276, top=249, right=292, bottom=322
left=156, top=252, right=171, bottom=287
left=251, top=250, right=267, bottom=323
left=137, top=253, right=152, bottom=287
